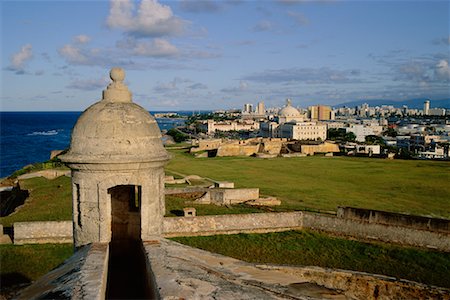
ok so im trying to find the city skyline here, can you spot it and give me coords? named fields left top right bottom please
left=1, top=0, right=449, bottom=111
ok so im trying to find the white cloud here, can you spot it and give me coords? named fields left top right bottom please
left=221, top=80, right=250, bottom=94
left=132, top=38, right=179, bottom=57
left=106, top=0, right=187, bottom=37
left=287, top=11, right=309, bottom=26
left=59, top=44, right=89, bottom=64
left=432, top=35, right=450, bottom=45
left=435, top=59, right=450, bottom=81
left=154, top=77, right=192, bottom=93
left=243, top=67, right=361, bottom=84
left=188, top=83, right=208, bottom=90
left=252, top=20, right=273, bottom=32
left=74, top=34, right=91, bottom=44
left=67, top=77, right=110, bottom=91
left=9, top=44, right=33, bottom=73
left=239, top=81, right=249, bottom=90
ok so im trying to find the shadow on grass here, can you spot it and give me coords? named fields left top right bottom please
left=170, top=209, right=184, bottom=216
left=0, top=272, right=31, bottom=299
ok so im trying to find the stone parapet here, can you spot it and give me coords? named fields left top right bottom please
left=14, top=221, right=72, bottom=244
left=17, top=243, right=109, bottom=300
left=162, top=212, right=303, bottom=237
left=337, top=206, right=450, bottom=232
left=303, top=212, right=450, bottom=252
left=143, top=239, right=450, bottom=300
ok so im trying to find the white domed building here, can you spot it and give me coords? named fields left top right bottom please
left=277, top=99, right=304, bottom=123
left=260, top=99, right=327, bottom=141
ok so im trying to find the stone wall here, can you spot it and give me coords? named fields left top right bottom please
left=165, top=187, right=209, bottom=195
left=9, top=211, right=450, bottom=251
left=279, top=265, right=450, bottom=300
left=337, top=206, right=450, bottom=232
left=17, top=243, right=109, bottom=300
left=144, top=238, right=450, bottom=300
left=162, top=212, right=303, bottom=237
left=216, top=144, right=259, bottom=157
left=14, top=221, right=72, bottom=244
left=17, top=169, right=71, bottom=180
left=196, top=188, right=259, bottom=205
left=303, top=212, right=450, bottom=252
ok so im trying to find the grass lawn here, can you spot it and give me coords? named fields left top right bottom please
left=166, top=150, right=450, bottom=218
left=0, top=243, right=73, bottom=287
left=171, top=230, right=450, bottom=288
left=0, top=176, right=72, bottom=227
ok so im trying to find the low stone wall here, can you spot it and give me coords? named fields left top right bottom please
left=278, top=265, right=450, bottom=299
left=197, top=188, right=259, bottom=205
left=17, top=243, right=109, bottom=300
left=337, top=206, right=450, bottom=232
left=303, top=212, right=450, bottom=252
left=162, top=212, right=303, bottom=237
left=216, top=144, right=259, bottom=157
left=144, top=239, right=450, bottom=300
left=14, top=221, right=72, bottom=244
left=9, top=212, right=450, bottom=251
left=17, top=169, right=70, bottom=180
left=165, top=187, right=209, bottom=195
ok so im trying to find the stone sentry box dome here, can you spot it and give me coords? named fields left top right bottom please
left=61, top=68, right=169, bottom=247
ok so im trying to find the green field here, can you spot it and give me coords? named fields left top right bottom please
left=1, top=150, right=449, bottom=292
left=2, top=151, right=449, bottom=225
left=172, top=230, right=450, bottom=288
left=0, top=176, right=72, bottom=227
left=0, top=243, right=73, bottom=294
left=167, top=150, right=450, bottom=218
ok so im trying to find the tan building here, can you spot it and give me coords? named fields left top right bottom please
left=203, top=119, right=260, bottom=134
left=309, top=105, right=333, bottom=121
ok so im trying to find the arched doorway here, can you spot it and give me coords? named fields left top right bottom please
left=106, top=184, right=149, bottom=299
left=108, top=185, right=142, bottom=244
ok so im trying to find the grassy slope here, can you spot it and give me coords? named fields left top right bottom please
left=0, top=176, right=72, bottom=227
left=167, top=150, right=450, bottom=218
left=172, top=230, right=450, bottom=288
left=0, top=243, right=73, bottom=285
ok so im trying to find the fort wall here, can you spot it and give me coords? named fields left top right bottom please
left=302, top=212, right=450, bottom=251
left=337, top=206, right=450, bottom=232
left=10, top=212, right=450, bottom=252
left=162, top=212, right=303, bottom=237
left=14, top=221, right=72, bottom=244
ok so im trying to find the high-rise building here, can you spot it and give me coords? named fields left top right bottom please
left=256, top=101, right=265, bottom=115
left=308, top=106, right=318, bottom=120
left=424, top=100, right=430, bottom=115
left=243, top=103, right=253, bottom=114
left=309, top=105, right=332, bottom=120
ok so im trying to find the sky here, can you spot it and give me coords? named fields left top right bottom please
left=1, top=0, right=449, bottom=111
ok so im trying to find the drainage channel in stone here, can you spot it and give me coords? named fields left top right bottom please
left=106, top=240, right=151, bottom=299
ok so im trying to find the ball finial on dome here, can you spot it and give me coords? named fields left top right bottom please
left=110, top=67, right=125, bottom=83
left=102, top=67, right=131, bottom=102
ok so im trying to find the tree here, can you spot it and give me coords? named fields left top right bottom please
left=365, top=135, right=385, bottom=145
left=327, top=128, right=356, bottom=142
left=383, top=127, right=398, bottom=137
left=167, top=128, right=189, bottom=143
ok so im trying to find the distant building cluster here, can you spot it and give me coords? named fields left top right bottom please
left=190, top=98, right=449, bottom=160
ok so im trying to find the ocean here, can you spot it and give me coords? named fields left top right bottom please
left=0, top=112, right=186, bottom=178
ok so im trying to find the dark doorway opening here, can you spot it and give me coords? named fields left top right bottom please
left=106, top=185, right=151, bottom=299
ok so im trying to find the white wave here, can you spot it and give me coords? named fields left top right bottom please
left=27, top=130, right=59, bottom=136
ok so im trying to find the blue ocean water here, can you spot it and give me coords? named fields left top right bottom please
left=0, top=112, right=186, bottom=178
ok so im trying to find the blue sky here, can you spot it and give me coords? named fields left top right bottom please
left=1, top=0, right=449, bottom=111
